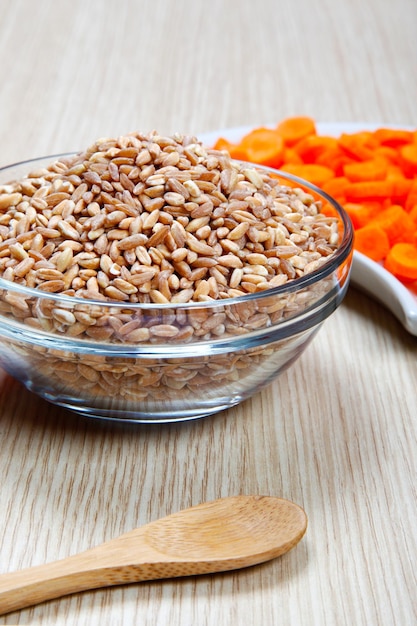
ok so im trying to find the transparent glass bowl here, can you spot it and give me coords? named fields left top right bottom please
left=0, top=157, right=353, bottom=423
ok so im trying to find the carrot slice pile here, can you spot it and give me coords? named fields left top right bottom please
left=213, top=116, right=417, bottom=284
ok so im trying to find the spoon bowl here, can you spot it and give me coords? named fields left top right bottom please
left=0, top=495, right=307, bottom=614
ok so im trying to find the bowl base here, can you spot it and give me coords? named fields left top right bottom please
left=38, top=393, right=244, bottom=424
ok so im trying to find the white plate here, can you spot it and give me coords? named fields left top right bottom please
left=199, top=123, right=417, bottom=335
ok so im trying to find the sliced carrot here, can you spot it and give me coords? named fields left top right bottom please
left=338, top=132, right=379, bottom=161
left=293, top=135, right=339, bottom=163
left=213, top=137, right=249, bottom=161
left=385, top=243, right=417, bottom=281
left=239, top=128, right=284, bottom=168
left=405, top=179, right=417, bottom=213
left=386, top=164, right=406, bottom=179
left=390, top=178, right=414, bottom=204
left=279, top=163, right=334, bottom=187
left=399, top=143, right=417, bottom=176
left=376, top=145, right=401, bottom=164
left=343, top=158, right=388, bottom=182
left=320, top=202, right=339, bottom=218
left=372, top=205, right=416, bottom=245
left=409, top=204, right=417, bottom=224
left=344, top=180, right=394, bottom=202
left=354, top=224, right=390, bottom=261
left=275, top=116, right=316, bottom=146
left=316, top=147, right=355, bottom=176
left=373, top=128, right=414, bottom=147
left=281, top=147, right=303, bottom=165
left=343, top=202, right=381, bottom=229
left=404, top=178, right=417, bottom=212
left=321, top=176, right=349, bottom=201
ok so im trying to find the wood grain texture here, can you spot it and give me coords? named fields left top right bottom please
left=0, top=0, right=416, bottom=624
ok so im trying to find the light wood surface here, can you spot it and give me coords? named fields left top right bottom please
left=0, top=0, right=416, bottom=624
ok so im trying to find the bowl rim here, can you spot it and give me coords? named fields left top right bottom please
left=0, top=153, right=354, bottom=310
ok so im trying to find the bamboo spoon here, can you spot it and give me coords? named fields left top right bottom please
left=0, top=495, right=307, bottom=615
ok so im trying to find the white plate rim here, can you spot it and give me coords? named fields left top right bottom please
left=199, top=122, right=417, bottom=335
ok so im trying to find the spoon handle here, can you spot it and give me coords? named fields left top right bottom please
left=0, top=527, right=261, bottom=614
left=0, top=531, right=158, bottom=614
left=0, top=556, right=107, bottom=614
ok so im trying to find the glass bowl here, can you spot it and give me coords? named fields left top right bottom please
left=0, top=156, right=353, bottom=423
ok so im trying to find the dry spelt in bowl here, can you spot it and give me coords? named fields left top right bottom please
left=0, top=131, right=353, bottom=422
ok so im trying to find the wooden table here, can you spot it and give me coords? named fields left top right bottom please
left=0, top=0, right=416, bottom=624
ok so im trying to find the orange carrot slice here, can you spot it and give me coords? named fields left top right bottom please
left=354, top=225, right=390, bottom=261
left=213, top=137, right=249, bottom=161
left=374, top=128, right=414, bottom=147
left=372, top=205, right=416, bottom=245
left=344, top=180, right=394, bottom=202
left=399, top=143, right=417, bottom=176
left=405, top=179, right=417, bottom=213
left=338, top=132, right=378, bottom=161
left=343, top=202, right=381, bottom=229
left=316, top=147, right=355, bottom=176
left=385, top=243, right=417, bottom=280
left=279, top=163, right=334, bottom=187
left=343, top=158, right=388, bottom=183
left=275, top=116, right=317, bottom=146
left=293, top=135, right=339, bottom=163
left=281, top=147, right=303, bottom=165
left=409, top=204, right=417, bottom=224
left=321, top=176, right=349, bottom=201
left=239, top=128, right=284, bottom=168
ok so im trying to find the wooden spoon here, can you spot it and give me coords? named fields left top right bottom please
left=0, top=495, right=307, bottom=614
